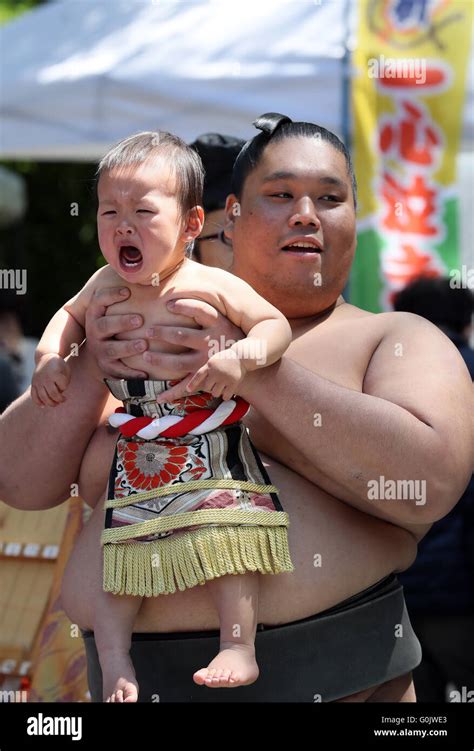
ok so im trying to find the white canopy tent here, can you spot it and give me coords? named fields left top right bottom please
left=0, top=0, right=352, bottom=160
left=0, top=0, right=472, bottom=269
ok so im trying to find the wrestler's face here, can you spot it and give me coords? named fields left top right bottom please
left=225, top=137, right=356, bottom=318
left=97, top=159, right=202, bottom=285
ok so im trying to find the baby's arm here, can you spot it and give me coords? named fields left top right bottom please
left=216, top=274, right=292, bottom=371
left=156, top=272, right=292, bottom=402
left=32, top=267, right=112, bottom=407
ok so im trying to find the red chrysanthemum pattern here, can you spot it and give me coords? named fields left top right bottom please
left=117, top=440, right=190, bottom=492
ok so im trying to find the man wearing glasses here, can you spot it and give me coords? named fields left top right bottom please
left=190, top=133, right=244, bottom=270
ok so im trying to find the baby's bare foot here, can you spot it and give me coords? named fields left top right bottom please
left=193, top=642, right=259, bottom=688
left=101, top=651, right=138, bottom=703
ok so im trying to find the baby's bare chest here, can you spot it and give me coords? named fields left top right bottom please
left=104, top=276, right=222, bottom=347
left=107, top=289, right=199, bottom=336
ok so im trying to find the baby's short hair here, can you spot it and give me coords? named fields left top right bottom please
left=97, top=131, right=204, bottom=216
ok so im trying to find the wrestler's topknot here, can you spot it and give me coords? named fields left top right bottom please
left=231, top=112, right=357, bottom=209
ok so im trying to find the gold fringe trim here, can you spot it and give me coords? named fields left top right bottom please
left=101, top=509, right=289, bottom=545
left=104, top=479, right=279, bottom=510
left=103, top=524, right=294, bottom=596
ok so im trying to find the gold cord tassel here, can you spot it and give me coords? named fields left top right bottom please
left=103, top=525, right=294, bottom=597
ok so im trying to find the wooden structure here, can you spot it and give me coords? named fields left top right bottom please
left=0, top=500, right=68, bottom=687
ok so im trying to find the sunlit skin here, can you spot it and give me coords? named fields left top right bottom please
left=30, top=159, right=204, bottom=405
left=3, top=134, right=471, bottom=704
left=62, top=137, right=472, bottom=704
left=226, top=137, right=356, bottom=319
left=31, top=154, right=293, bottom=700
left=97, top=159, right=194, bottom=287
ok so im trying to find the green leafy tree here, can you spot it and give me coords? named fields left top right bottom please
left=0, top=0, right=47, bottom=25
left=1, top=0, right=102, bottom=336
left=0, top=161, right=102, bottom=337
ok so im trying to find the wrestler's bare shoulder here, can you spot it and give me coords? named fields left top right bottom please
left=291, top=302, right=460, bottom=370
left=286, top=303, right=398, bottom=387
left=297, top=301, right=439, bottom=337
left=290, top=304, right=471, bottom=427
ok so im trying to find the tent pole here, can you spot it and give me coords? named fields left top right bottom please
left=342, top=0, right=353, bottom=302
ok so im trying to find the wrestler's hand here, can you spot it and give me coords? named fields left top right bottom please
left=85, top=286, right=148, bottom=379
left=155, top=350, right=248, bottom=403
left=31, top=354, right=71, bottom=407
left=144, top=298, right=244, bottom=376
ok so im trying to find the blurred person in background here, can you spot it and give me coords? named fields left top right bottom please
left=0, top=347, right=19, bottom=412
left=190, top=134, right=245, bottom=270
left=0, top=291, right=38, bottom=394
left=393, top=277, right=473, bottom=376
left=395, top=276, right=474, bottom=702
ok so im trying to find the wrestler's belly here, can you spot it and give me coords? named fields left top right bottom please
left=133, top=453, right=417, bottom=632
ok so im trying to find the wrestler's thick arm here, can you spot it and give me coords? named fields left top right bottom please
left=0, top=286, right=147, bottom=509
left=0, top=342, right=109, bottom=509
left=239, top=313, right=474, bottom=526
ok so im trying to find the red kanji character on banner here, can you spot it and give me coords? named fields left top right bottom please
left=383, top=242, right=441, bottom=292
left=381, top=171, right=439, bottom=236
left=380, top=101, right=441, bottom=166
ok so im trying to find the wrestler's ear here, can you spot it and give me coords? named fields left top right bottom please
left=182, top=205, right=205, bottom=243
left=224, top=194, right=240, bottom=244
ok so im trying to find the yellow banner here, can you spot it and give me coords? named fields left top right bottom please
left=351, top=0, right=473, bottom=310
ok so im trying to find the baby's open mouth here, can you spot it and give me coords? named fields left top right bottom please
left=119, top=246, right=143, bottom=271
